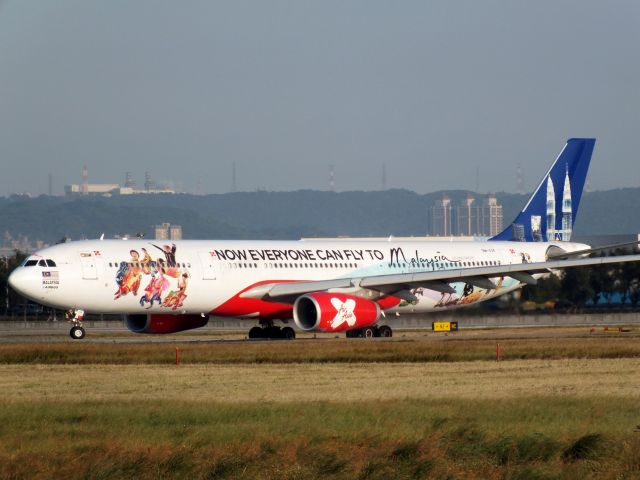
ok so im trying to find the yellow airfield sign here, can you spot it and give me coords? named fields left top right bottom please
left=432, top=321, right=459, bottom=332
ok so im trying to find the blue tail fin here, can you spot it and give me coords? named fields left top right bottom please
left=490, top=138, right=595, bottom=242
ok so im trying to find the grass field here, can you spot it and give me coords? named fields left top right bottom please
left=1, top=359, right=639, bottom=403
left=1, top=398, right=639, bottom=479
left=1, top=335, right=639, bottom=479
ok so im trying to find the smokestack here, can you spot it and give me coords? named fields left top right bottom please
left=516, top=163, right=524, bottom=194
left=329, top=165, right=335, bottom=192
left=381, top=164, right=387, bottom=190
left=82, top=165, right=88, bottom=195
left=232, top=162, right=237, bottom=193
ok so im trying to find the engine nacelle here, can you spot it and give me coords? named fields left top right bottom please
left=293, top=292, right=381, bottom=333
left=124, top=313, right=208, bottom=334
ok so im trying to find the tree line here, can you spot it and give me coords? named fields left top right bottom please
left=0, top=251, right=27, bottom=315
left=520, top=251, right=640, bottom=310
left=4, top=187, right=640, bottom=244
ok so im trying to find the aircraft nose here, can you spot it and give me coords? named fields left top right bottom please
left=8, top=268, right=34, bottom=298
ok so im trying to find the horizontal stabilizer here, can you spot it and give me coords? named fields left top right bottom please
left=547, top=241, right=640, bottom=260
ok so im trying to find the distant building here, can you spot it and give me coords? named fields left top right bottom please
left=155, top=223, right=182, bottom=241
left=155, top=223, right=170, bottom=240
left=456, top=194, right=480, bottom=236
left=169, top=224, right=183, bottom=241
left=124, top=172, right=136, bottom=189
left=64, top=184, right=175, bottom=196
left=430, top=193, right=503, bottom=237
left=430, top=194, right=452, bottom=236
left=481, top=194, right=503, bottom=237
left=144, top=172, right=157, bottom=192
left=64, top=184, right=120, bottom=195
left=65, top=166, right=176, bottom=196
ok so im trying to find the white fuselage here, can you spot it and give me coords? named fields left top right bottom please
left=9, top=238, right=588, bottom=319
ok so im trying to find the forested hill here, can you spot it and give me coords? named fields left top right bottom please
left=1, top=187, right=639, bottom=243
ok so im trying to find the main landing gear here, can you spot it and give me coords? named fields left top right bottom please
left=248, top=320, right=296, bottom=340
left=346, top=325, right=393, bottom=339
left=66, top=309, right=86, bottom=340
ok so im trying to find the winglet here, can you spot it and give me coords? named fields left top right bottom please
left=490, top=138, right=595, bottom=242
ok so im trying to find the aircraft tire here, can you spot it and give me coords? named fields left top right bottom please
left=262, top=326, right=280, bottom=339
left=378, top=325, right=393, bottom=338
left=362, top=326, right=376, bottom=338
left=281, top=327, right=296, bottom=340
left=70, top=326, right=85, bottom=340
left=248, top=327, right=264, bottom=339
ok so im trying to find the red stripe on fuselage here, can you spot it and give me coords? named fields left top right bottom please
left=210, top=280, right=297, bottom=320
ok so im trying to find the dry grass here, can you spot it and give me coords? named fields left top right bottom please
left=0, top=397, right=638, bottom=479
left=0, top=358, right=639, bottom=404
left=1, top=333, right=640, bottom=364
left=1, top=336, right=639, bottom=479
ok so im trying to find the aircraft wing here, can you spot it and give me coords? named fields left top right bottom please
left=240, top=254, right=640, bottom=304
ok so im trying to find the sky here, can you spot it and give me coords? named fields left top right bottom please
left=0, top=1, right=639, bottom=195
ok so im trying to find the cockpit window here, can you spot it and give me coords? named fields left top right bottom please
left=46, top=259, right=57, bottom=267
left=24, top=260, right=38, bottom=267
left=38, top=260, right=47, bottom=267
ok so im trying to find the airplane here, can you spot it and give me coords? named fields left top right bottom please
left=8, top=138, right=640, bottom=340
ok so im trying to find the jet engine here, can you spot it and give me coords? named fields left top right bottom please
left=293, top=292, right=381, bottom=333
left=124, top=313, right=208, bottom=334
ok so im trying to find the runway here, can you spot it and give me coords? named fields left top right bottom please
left=0, top=321, right=637, bottom=345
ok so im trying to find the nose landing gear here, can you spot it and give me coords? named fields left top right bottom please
left=65, top=309, right=86, bottom=340
left=70, top=325, right=86, bottom=339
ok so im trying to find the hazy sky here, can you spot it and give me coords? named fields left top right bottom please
left=1, top=1, right=639, bottom=195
